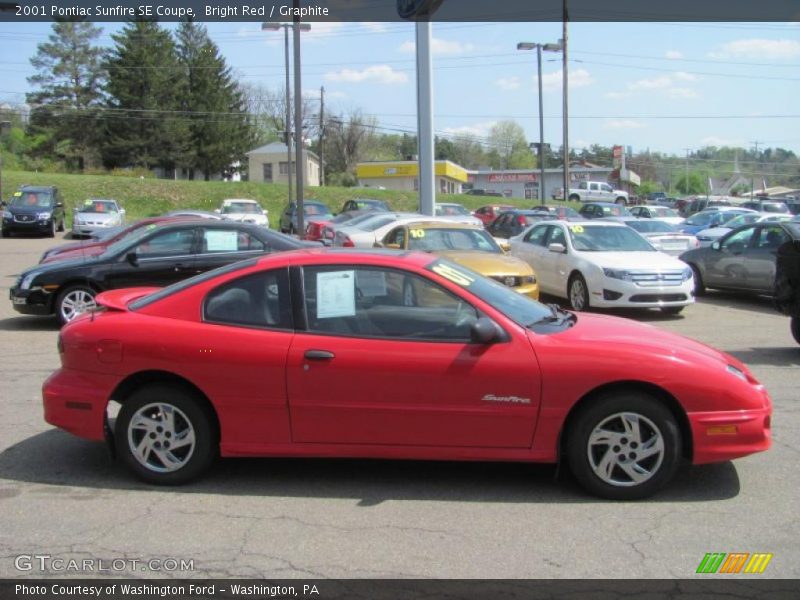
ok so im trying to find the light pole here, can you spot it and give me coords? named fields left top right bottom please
left=517, top=40, right=562, bottom=205
left=261, top=21, right=310, bottom=219
left=0, top=120, right=11, bottom=206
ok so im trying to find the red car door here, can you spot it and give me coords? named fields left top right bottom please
left=286, top=265, right=541, bottom=448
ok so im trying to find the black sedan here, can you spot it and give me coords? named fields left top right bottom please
left=578, top=202, right=633, bottom=220
left=680, top=221, right=800, bottom=296
left=11, top=220, right=309, bottom=324
left=487, top=210, right=555, bottom=239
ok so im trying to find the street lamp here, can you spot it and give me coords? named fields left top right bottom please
left=517, top=41, right=562, bottom=205
left=261, top=21, right=310, bottom=224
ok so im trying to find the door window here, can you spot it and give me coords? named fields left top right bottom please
left=384, top=227, right=406, bottom=248
left=545, top=226, right=567, bottom=247
left=720, top=227, right=755, bottom=252
left=523, top=225, right=548, bottom=246
left=133, top=229, right=195, bottom=258
left=755, top=226, right=789, bottom=249
left=302, top=266, right=478, bottom=342
left=201, top=228, right=266, bottom=254
left=204, top=269, right=291, bottom=329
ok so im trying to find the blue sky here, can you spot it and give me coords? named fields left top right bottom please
left=1, top=21, right=799, bottom=158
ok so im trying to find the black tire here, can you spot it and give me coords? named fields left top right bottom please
left=791, top=317, right=800, bottom=346
left=568, top=194, right=580, bottom=202
left=568, top=273, right=590, bottom=311
left=55, top=284, right=97, bottom=325
left=566, top=392, right=682, bottom=500
left=615, top=197, right=627, bottom=205
left=689, top=264, right=706, bottom=296
left=115, top=384, right=218, bottom=485
left=46, top=219, right=55, bottom=238
left=1, top=228, right=9, bottom=238
left=660, top=306, right=684, bottom=316
left=57, top=218, right=65, bottom=232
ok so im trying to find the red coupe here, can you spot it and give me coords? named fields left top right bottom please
left=43, top=250, right=771, bottom=499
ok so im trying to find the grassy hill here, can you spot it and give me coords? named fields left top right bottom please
left=3, top=170, right=543, bottom=229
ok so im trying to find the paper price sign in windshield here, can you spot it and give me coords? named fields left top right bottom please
left=317, top=271, right=356, bottom=319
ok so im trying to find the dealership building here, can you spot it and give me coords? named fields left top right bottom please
left=467, top=166, right=620, bottom=201
left=355, top=160, right=470, bottom=194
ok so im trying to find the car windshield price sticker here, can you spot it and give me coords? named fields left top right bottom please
left=409, top=228, right=426, bottom=239
left=570, top=225, right=585, bottom=233
left=205, top=230, right=238, bottom=252
left=317, top=271, right=356, bottom=318
left=355, top=270, right=388, bottom=297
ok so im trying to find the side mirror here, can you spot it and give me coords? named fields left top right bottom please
left=125, top=252, right=139, bottom=267
left=55, top=202, right=63, bottom=208
left=470, top=317, right=504, bottom=344
left=548, top=242, right=567, bottom=254
left=496, top=239, right=511, bottom=253
left=711, top=241, right=720, bottom=251
left=119, top=208, right=126, bottom=216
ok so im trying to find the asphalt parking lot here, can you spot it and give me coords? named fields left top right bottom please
left=0, top=234, right=798, bottom=579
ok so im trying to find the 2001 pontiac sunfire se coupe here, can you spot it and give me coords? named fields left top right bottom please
left=43, top=249, right=771, bottom=499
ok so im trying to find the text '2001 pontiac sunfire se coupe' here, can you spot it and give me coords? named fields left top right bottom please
left=43, top=249, right=771, bottom=500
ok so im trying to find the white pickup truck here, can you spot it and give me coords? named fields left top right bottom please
left=567, top=181, right=629, bottom=205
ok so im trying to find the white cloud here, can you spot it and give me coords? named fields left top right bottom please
left=604, top=119, right=645, bottom=130
left=673, top=71, right=697, bottom=81
left=324, top=65, right=409, bottom=85
left=537, top=68, right=594, bottom=92
left=629, top=76, right=672, bottom=90
left=604, top=91, right=631, bottom=100
left=495, top=76, right=521, bottom=91
left=714, top=38, right=800, bottom=60
left=398, top=37, right=476, bottom=56
left=668, top=88, right=698, bottom=99
left=665, top=50, right=683, bottom=59
left=441, top=121, right=497, bottom=139
left=360, top=22, right=387, bottom=33
left=700, top=136, right=745, bottom=147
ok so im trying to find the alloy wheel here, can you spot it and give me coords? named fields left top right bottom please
left=127, top=402, right=196, bottom=474
left=59, top=288, right=96, bottom=322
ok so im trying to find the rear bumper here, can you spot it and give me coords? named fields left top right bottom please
left=689, top=406, right=772, bottom=464
left=42, top=368, right=119, bottom=441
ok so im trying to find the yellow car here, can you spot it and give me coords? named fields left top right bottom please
left=380, top=221, right=539, bottom=300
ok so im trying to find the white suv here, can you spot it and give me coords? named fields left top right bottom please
left=216, top=198, right=269, bottom=227
left=568, top=181, right=629, bottom=205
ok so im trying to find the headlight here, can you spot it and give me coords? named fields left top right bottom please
left=522, top=275, right=537, bottom=284
left=1, top=210, right=10, bottom=219
left=603, top=268, right=634, bottom=281
left=682, top=267, right=693, bottom=281
left=37, top=212, right=52, bottom=220
left=20, top=273, right=36, bottom=290
left=727, top=364, right=747, bottom=382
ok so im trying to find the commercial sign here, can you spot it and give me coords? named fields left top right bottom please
left=613, top=145, right=623, bottom=169
left=487, top=173, right=537, bottom=183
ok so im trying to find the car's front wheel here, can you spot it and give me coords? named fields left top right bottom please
left=689, top=264, right=706, bottom=296
left=791, top=316, right=800, bottom=345
left=566, top=392, right=682, bottom=500
left=660, top=306, right=684, bottom=316
left=568, top=273, right=590, bottom=311
left=56, top=285, right=97, bottom=325
left=116, top=385, right=218, bottom=485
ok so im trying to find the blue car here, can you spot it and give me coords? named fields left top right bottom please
left=678, top=209, right=754, bottom=235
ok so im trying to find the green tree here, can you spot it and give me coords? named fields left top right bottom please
left=102, top=20, right=189, bottom=172
left=487, top=120, right=535, bottom=169
left=176, top=22, right=254, bottom=180
left=675, top=172, right=706, bottom=194
left=26, top=21, right=105, bottom=170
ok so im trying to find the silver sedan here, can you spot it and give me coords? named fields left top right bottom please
left=72, top=199, right=125, bottom=238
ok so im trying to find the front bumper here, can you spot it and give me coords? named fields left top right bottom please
left=689, top=405, right=772, bottom=464
left=588, top=276, right=694, bottom=309
left=9, top=287, right=55, bottom=316
left=3, top=217, right=53, bottom=235
left=72, top=223, right=116, bottom=237
left=43, top=368, right=119, bottom=441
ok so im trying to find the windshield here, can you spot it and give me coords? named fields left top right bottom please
left=435, top=204, right=470, bottom=216
left=304, top=203, right=333, bottom=217
left=627, top=220, right=675, bottom=234
left=568, top=224, right=655, bottom=252
left=408, top=228, right=502, bottom=253
left=724, top=214, right=760, bottom=229
left=652, top=207, right=679, bottom=218
left=77, top=200, right=118, bottom=214
left=8, top=191, right=53, bottom=208
left=357, top=215, right=398, bottom=232
left=222, top=202, right=262, bottom=214
left=101, top=223, right=162, bottom=257
left=425, top=258, right=552, bottom=328
left=595, top=205, right=632, bottom=217
left=762, top=202, right=789, bottom=213
left=355, top=199, right=389, bottom=210
left=685, top=212, right=716, bottom=226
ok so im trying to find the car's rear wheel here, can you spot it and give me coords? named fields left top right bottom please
left=689, top=264, right=706, bottom=296
left=791, top=317, right=800, bottom=345
left=46, top=219, right=55, bottom=238
left=660, top=306, right=684, bottom=316
left=56, top=285, right=96, bottom=325
left=568, top=274, right=590, bottom=311
left=568, top=194, right=580, bottom=202
left=615, top=197, right=627, bottom=205
left=566, top=392, right=682, bottom=500
left=116, top=385, right=218, bottom=485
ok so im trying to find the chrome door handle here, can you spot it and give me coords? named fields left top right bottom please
left=304, top=349, right=335, bottom=360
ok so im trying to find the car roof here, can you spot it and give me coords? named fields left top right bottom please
left=222, top=198, right=259, bottom=204
left=399, top=220, right=483, bottom=230
left=18, top=185, right=55, bottom=191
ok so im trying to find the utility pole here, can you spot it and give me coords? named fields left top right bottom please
left=319, top=86, right=325, bottom=186
left=284, top=25, right=292, bottom=204
left=416, top=21, right=435, bottom=216
left=683, top=148, right=691, bottom=194
left=561, top=0, right=570, bottom=202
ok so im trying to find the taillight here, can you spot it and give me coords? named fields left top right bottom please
left=342, top=236, right=354, bottom=248
left=517, top=215, right=527, bottom=226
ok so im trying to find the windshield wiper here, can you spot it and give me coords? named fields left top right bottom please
left=526, top=303, right=573, bottom=327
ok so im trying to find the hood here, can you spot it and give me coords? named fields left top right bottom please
left=74, top=212, right=119, bottom=224
left=8, top=205, right=51, bottom=215
left=695, top=227, right=730, bottom=239
left=436, top=250, right=533, bottom=276
left=578, top=250, right=687, bottom=270
left=41, top=245, right=105, bottom=264
left=20, top=254, right=100, bottom=281
left=222, top=213, right=268, bottom=224
left=538, top=312, right=745, bottom=371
